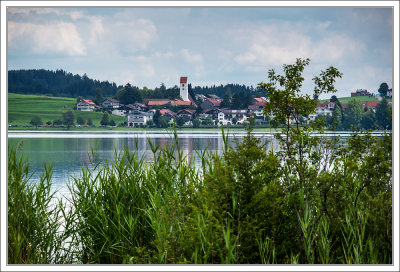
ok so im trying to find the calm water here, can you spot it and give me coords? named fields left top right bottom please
left=8, top=130, right=277, bottom=197
left=8, top=130, right=382, bottom=198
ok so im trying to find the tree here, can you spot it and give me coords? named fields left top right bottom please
left=62, top=110, right=75, bottom=129
left=330, top=95, right=339, bottom=103
left=220, top=89, right=232, bottom=108
left=375, top=99, right=391, bottom=129
left=331, top=104, right=343, bottom=130
left=361, top=109, right=377, bottom=130
left=46, top=121, right=52, bottom=126
left=343, top=99, right=363, bottom=129
left=30, top=116, right=42, bottom=128
left=117, top=84, right=142, bottom=105
left=76, top=96, right=84, bottom=103
left=232, top=117, right=238, bottom=125
left=87, top=118, right=93, bottom=126
left=77, top=116, right=85, bottom=125
left=110, top=119, right=116, bottom=127
left=94, top=88, right=104, bottom=105
left=378, top=82, right=389, bottom=97
left=153, top=110, right=161, bottom=126
left=202, top=116, right=214, bottom=126
left=100, top=112, right=110, bottom=126
left=158, top=116, right=169, bottom=128
left=53, top=119, right=63, bottom=126
left=146, top=119, right=154, bottom=127
left=192, top=118, right=201, bottom=128
left=176, top=116, right=185, bottom=128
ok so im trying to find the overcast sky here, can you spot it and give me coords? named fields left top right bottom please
left=7, top=6, right=393, bottom=99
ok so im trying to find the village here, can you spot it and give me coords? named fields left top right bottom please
left=75, top=76, right=392, bottom=128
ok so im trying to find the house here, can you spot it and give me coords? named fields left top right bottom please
left=218, top=109, right=248, bottom=125
left=251, top=97, right=267, bottom=106
left=307, top=102, right=336, bottom=122
left=171, top=99, right=194, bottom=107
left=160, top=109, right=176, bottom=118
left=127, top=110, right=154, bottom=127
left=361, top=101, right=380, bottom=112
left=77, top=99, right=97, bottom=111
left=195, top=94, right=208, bottom=102
left=248, top=104, right=264, bottom=117
left=351, top=89, right=371, bottom=97
left=387, top=89, right=392, bottom=98
left=102, top=99, right=120, bottom=109
left=177, top=109, right=197, bottom=121
left=206, top=94, right=220, bottom=100
left=200, top=98, right=223, bottom=110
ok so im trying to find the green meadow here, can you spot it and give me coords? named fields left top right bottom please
left=319, top=95, right=391, bottom=103
left=8, top=93, right=127, bottom=126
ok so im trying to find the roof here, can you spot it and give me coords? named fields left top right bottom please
left=160, top=109, right=176, bottom=116
left=180, top=77, right=188, bottom=83
left=79, top=99, right=96, bottom=106
left=105, top=99, right=119, bottom=103
left=147, top=99, right=171, bottom=106
left=361, top=101, right=380, bottom=108
left=248, top=104, right=263, bottom=110
left=317, top=102, right=336, bottom=109
left=172, top=99, right=192, bottom=106
left=253, top=98, right=267, bottom=105
left=207, top=98, right=223, bottom=107
left=177, top=109, right=196, bottom=115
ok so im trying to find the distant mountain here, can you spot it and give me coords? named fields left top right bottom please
left=8, top=69, right=122, bottom=98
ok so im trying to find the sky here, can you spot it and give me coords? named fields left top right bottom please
left=7, top=6, right=393, bottom=99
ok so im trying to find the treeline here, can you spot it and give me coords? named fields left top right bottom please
left=8, top=69, right=122, bottom=98
left=8, top=69, right=261, bottom=101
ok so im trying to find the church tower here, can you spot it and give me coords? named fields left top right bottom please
left=180, top=76, right=189, bottom=101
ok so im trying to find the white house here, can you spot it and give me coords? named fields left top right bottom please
left=307, top=102, right=336, bottom=122
left=102, top=99, right=120, bottom=109
left=127, top=110, right=155, bottom=127
left=216, top=109, right=248, bottom=125
left=77, top=99, right=96, bottom=111
left=180, top=76, right=189, bottom=101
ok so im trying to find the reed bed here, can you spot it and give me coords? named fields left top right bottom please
left=8, top=127, right=392, bottom=264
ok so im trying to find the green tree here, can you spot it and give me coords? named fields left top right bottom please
left=30, top=116, right=42, bottom=128
left=220, top=89, right=232, bottom=108
left=94, top=88, right=104, bottom=105
left=343, top=99, right=363, bottom=129
left=117, top=83, right=142, bottom=105
left=87, top=118, right=93, bottom=126
left=330, top=95, right=339, bottom=103
left=361, top=109, right=377, bottom=130
left=378, top=82, right=389, bottom=97
left=146, top=119, right=154, bottom=127
left=77, top=116, right=85, bottom=125
left=176, top=116, right=185, bottom=127
left=100, top=112, right=110, bottom=126
left=46, top=120, right=52, bottom=126
left=53, top=119, right=62, bottom=126
left=192, top=118, right=201, bottom=128
left=76, top=96, right=84, bottom=103
left=331, top=104, right=343, bottom=130
left=153, top=110, right=161, bottom=126
left=158, top=116, right=169, bottom=128
left=110, top=119, right=116, bottom=127
left=202, top=116, right=214, bottom=126
left=232, top=117, right=238, bottom=125
left=62, top=111, right=75, bottom=129
left=375, top=99, right=391, bottom=129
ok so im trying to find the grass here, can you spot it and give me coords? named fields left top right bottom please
left=8, top=93, right=127, bottom=126
left=319, top=96, right=392, bottom=103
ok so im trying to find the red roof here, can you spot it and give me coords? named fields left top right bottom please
left=180, top=77, right=188, bottom=83
left=361, top=101, right=380, bottom=109
left=147, top=99, right=171, bottom=106
left=208, top=98, right=223, bottom=107
left=80, top=99, right=96, bottom=106
left=160, top=109, right=176, bottom=117
left=106, top=99, right=119, bottom=103
left=252, top=98, right=267, bottom=106
left=172, top=99, right=192, bottom=106
left=177, top=109, right=196, bottom=115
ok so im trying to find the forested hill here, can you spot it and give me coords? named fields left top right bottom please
left=8, top=69, right=122, bottom=98
left=8, top=69, right=262, bottom=99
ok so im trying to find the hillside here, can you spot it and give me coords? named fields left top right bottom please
left=8, top=93, right=126, bottom=126
left=319, top=96, right=392, bottom=103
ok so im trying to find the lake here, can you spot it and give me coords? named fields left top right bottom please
left=8, top=130, right=279, bottom=197
left=8, top=130, right=383, bottom=198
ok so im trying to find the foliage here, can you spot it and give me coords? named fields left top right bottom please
left=100, top=112, right=110, bottom=126
left=158, top=116, right=170, bottom=128
left=62, top=110, right=75, bottom=129
left=378, top=82, right=389, bottom=97
left=176, top=116, right=185, bottom=127
left=76, top=116, right=85, bottom=125
left=94, top=88, right=104, bottom=105
left=116, top=83, right=142, bottom=105
left=192, top=118, right=201, bottom=128
left=153, top=110, right=161, bottom=126
left=361, top=109, right=377, bottom=130
left=109, top=119, right=116, bottom=127
left=375, top=99, right=391, bottom=130
left=30, top=116, right=42, bottom=127
left=343, top=99, right=363, bottom=130
left=87, top=118, right=93, bottom=126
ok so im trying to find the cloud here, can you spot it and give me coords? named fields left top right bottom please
left=8, top=21, right=86, bottom=56
left=181, top=49, right=204, bottom=75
